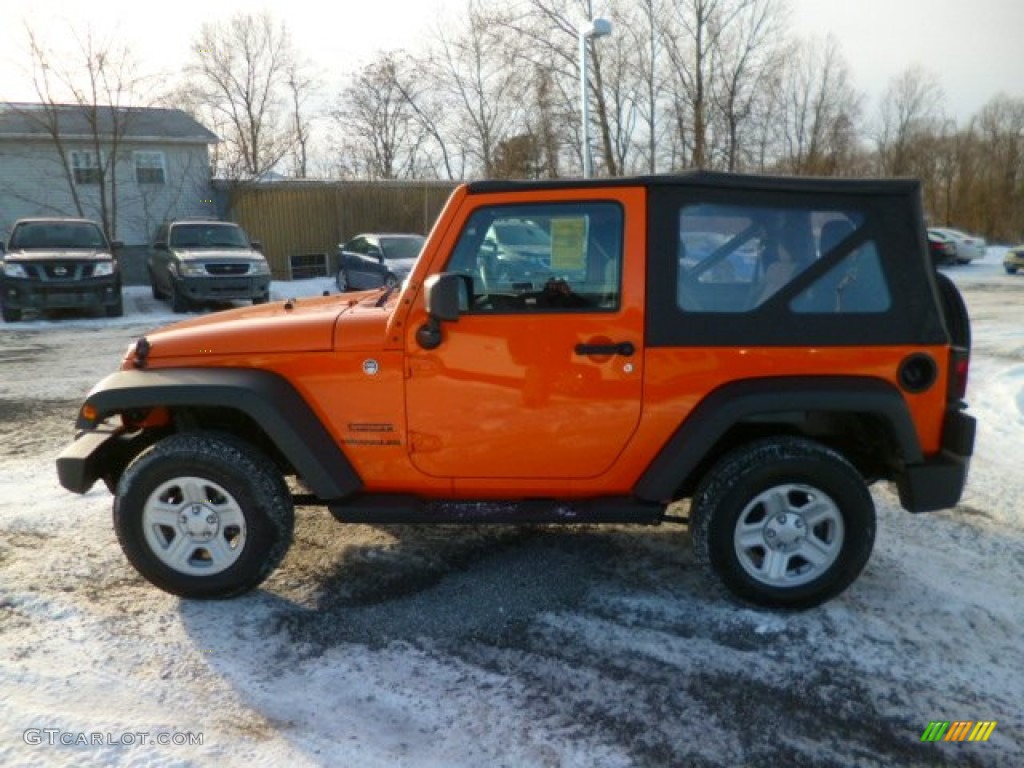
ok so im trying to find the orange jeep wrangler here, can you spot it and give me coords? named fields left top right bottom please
left=57, top=172, right=975, bottom=609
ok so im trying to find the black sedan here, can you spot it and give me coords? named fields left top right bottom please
left=336, top=233, right=425, bottom=291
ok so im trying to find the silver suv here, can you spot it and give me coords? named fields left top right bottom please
left=147, top=220, right=271, bottom=312
left=1, top=217, right=122, bottom=322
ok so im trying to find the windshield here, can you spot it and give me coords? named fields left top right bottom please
left=170, top=223, right=250, bottom=249
left=9, top=221, right=107, bottom=250
left=380, top=236, right=425, bottom=261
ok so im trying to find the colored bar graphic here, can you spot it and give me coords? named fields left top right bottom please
left=968, top=722, right=997, bottom=742
left=921, top=720, right=997, bottom=742
left=945, top=721, right=973, bottom=741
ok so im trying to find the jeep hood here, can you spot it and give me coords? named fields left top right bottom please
left=136, top=294, right=361, bottom=361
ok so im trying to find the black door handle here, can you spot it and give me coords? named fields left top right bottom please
left=574, top=341, right=635, bottom=357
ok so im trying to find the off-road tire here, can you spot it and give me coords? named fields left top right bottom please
left=170, top=280, right=190, bottom=313
left=2, top=305, right=22, bottom=322
left=934, top=271, right=971, bottom=348
left=105, top=295, right=124, bottom=318
left=690, top=437, right=875, bottom=610
left=113, top=432, right=294, bottom=599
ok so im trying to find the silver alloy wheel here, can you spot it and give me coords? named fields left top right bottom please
left=141, top=476, right=247, bottom=576
left=733, top=483, right=844, bottom=587
left=336, top=268, right=348, bottom=292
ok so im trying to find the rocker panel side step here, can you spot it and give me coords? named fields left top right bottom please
left=327, top=495, right=669, bottom=525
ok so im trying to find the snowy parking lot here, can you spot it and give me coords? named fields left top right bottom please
left=1, top=259, right=1022, bottom=766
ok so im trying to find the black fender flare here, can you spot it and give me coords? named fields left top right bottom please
left=77, top=368, right=362, bottom=500
left=633, top=376, right=922, bottom=502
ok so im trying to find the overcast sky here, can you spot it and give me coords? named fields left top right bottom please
left=0, top=0, right=1020, bottom=123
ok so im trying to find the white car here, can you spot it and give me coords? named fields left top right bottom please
left=928, top=227, right=986, bottom=264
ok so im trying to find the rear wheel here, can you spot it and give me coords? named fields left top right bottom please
left=934, top=271, right=970, bottom=348
left=690, top=437, right=875, bottom=609
left=1006, top=266, right=1018, bottom=275
left=113, top=433, right=294, bottom=598
left=2, top=305, right=22, bottom=323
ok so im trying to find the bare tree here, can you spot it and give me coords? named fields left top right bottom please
left=184, top=12, right=310, bottom=179
left=331, top=52, right=425, bottom=180
left=711, top=0, right=787, bottom=171
left=973, top=95, right=1024, bottom=240
left=777, top=35, right=863, bottom=175
left=492, top=0, right=621, bottom=176
left=286, top=62, right=319, bottom=178
left=874, top=66, right=945, bottom=177
left=11, top=25, right=148, bottom=239
left=426, top=2, right=529, bottom=178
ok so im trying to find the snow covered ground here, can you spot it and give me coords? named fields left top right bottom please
left=1, top=259, right=1022, bottom=766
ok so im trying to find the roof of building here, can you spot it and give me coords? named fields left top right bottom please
left=0, top=103, right=218, bottom=144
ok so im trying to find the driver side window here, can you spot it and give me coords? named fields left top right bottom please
left=444, top=202, right=624, bottom=313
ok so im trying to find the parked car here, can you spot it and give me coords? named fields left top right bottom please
left=335, top=233, right=425, bottom=292
left=0, top=217, right=122, bottom=322
left=927, top=230, right=957, bottom=266
left=1004, top=244, right=1024, bottom=274
left=147, top=220, right=271, bottom=312
left=928, top=227, right=986, bottom=264
left=481, top=220, right=552, bottom=284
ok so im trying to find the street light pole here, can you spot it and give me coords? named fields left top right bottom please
left=579, top=17, right=612, bottom=179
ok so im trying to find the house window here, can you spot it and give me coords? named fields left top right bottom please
left=134, top=151, right=166, bottom=184
left=71, top=151, right=103, bottom=184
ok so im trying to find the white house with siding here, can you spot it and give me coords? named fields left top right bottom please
left=0, top=103, right=218, bottom=245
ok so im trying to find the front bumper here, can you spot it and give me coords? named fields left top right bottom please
left=178, top=275, right=271, bottom=302
left=1, top=277, right=121, bottom=310
left=1004, top=252, right=1024, bottom=270
left=56, top=426, right=153, bottom=494
left=896, top=410, right=976, bottom=512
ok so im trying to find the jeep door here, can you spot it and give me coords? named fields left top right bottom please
left=404, top=191, right=646, bottom=480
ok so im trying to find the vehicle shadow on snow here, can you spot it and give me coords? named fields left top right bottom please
left=171, top=519, right=996, bottom=766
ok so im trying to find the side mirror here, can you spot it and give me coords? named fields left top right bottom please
left=110, top=240, right=124, bottom=251
left=154, top=241, right=168, bottom=251
left=251, top=240, right=263, bottom=252
left=417, top=272, right=469, bottom=349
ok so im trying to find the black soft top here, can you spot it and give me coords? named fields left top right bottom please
left=467, top=170, right=920, bottom=199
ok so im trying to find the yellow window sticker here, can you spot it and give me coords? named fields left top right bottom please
left=550, top=218, right=588, bottom=271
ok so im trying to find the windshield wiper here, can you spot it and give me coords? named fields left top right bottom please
left=374, top=284, right=397, bottom=307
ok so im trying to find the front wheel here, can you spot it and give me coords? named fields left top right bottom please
left=105, top=294, right=124, bottom=317
left=690, top=437, right=875, bottom=610
left=170, top=280, right=190, bottom=313
left=113, top=433, right=294, bottom=598
left=336, top=268, right=349, bottom=292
